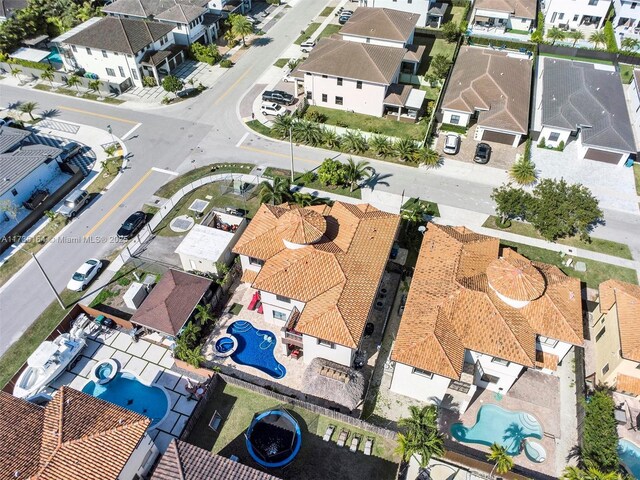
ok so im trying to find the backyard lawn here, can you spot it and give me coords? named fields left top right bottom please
left=305, top=106, right=427, bottom=140
left=634, top=163, right=640, bottom=195
left=620, top=64, right=634, bottom=84
left=295, top=23, right=321, bottom=44
left=186, top=380, right=400, bottom=480
left=317, top=23, right=341, bottom=40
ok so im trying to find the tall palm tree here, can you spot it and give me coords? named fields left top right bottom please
left=396, top=405, right=445, bottom=468
left=621, top=37, right=640, bottom=52
left=193, top=304, right=214, bottom=327
left=343, top=158, right=373, bottom=192
left=231, top=14, right=253, bottom=47
left=589, top=30, right=607, bottom=49
left=40, top=69, right=55, bottom=88
left=271, top=115, right=295, bottom=139
left=413, top=147, right=440, bottom=168
left=18, top=101, right=38, bottom=121
left=510, top=156, right=537, bottom=185
left=568, top=30, right=585, bottom=47
left=547, top=26, right=567, bottom=45
left=394, top=137, right=418, bottom=162
left=259, top=176, right=293, bottom=205
left=369, top=135, right=393, bottom=157
left=341, top=130, right=369, bottom=154
left=10, top=66, right=24, bottom=84
left=487, top=443, right=514, bottom=477
left=561, top=461, right=625, bottom=480
left=66, top=74, right=81, bottom=93
left=87, top=78, right=102, bottom=97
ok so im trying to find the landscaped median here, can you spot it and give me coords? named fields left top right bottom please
left=34, top=84, right=124, bottom=105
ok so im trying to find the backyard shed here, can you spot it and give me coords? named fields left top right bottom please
left=301, top=358, right=366, bottom=413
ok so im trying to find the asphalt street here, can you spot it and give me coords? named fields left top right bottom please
left=1, top=0, right=639, bottom=355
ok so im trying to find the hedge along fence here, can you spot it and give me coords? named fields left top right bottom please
left=468, top=35, right=535, bottom=51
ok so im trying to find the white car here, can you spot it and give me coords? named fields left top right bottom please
left=443, top=133, right=460, bottom=155
left=261, top=102, right=287, bottom=116
left=300, top=40, right=316, bottom=53
left=67, top=258, right=103, bottom=291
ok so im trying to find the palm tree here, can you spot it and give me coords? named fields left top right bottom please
left=10, top=66, right=24, bottom=84
left=547, top=26, right=567, bottom=45
left=401, top=201, right=428, bottom=226
left=394, top=137, right=419, bottom=162
left=369, top=134, right=393, bottom=157
left=621, top=37, right=640, bottom=52
left=292, top=192, right=326, bottom=207
left=341, top=130, right=369, bottom=154
left=66, top=74, right=82, bottom=93
left=510, top=156, right=538, bottom=185
left=181, top=345, right=205, bottom=368
left=589, top=30, right=607, bottom=49
left=487, top=443, right=514, bottom=477
left=40, top=69, right=55, bottom=88
left=321, top=127, right=341, bottom=149
left=18, top=101, right=38, bottom=121
left=568, top=30, right=585, bottom=47
left=396, top=405, right=445, bottom=468
left=561, top=461, right=627, bottom=480
left=343, top=158, right=373, bottom=192
left=271, top=115, right=295, bottom=139
left=413, top=147, right=440, bottom=168
left=193, top=304, right=214, bottom=327
left=88, top=78, right=102, bottom=97
left=292, top=120, right=323, bottom=146
left=259, top=176, right=293, bottom=205
left=231, top=14, right=253, bottom=47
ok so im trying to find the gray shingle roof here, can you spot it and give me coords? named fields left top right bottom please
left=155, top=3, right=206, bottom=23
left=542, top=58, right=636, bottom=153
left=0, top=145, right=61, bottom=196
left=102, top=0, right=207, bottom=22
left=339, top=7, right=419, bottom=43
left=64, top=17, right=173, bottom=55
left=0, top=126, right=31, bottom=154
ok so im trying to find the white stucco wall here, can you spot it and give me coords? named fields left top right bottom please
left=614, top=0, right=640, bottom=27
left=537, top=338, right=573, bottom=364
left=468, top=350, right=525, bottom=393
left=389, top=362, right=451, bottom=402
left=118, top=434, right=158, bottom=480
left=340, top=32, right=408, bottom=49
left=302, top=334, right=354, bottom=366
left=359, top=0, right=430, bottom=27
left=239, top=255, right=263, bottom=275
left=260, top=291, right=305, bottom=327
left=0, top=159, right=62, bottom=206
left=441, top=109, right=472, bottom=126
left=304, top=73, right=390, bottom=117
left=539, top=126, right=572, bottom=147
left=629, top=75, right=640, bottom=127
left=544, top=0, right=612, bottom=30
left=509, top=16, right=533, bottom=30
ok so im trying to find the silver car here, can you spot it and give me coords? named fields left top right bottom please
left=443, top=133, right=460, bottom=155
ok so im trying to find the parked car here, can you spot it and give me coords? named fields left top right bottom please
left=117, top=211, right=146, bottom=239
left=59, top=189, right=90, bottom=218
left=282, top=72, right=296, bottom=82
left=390, top=241, right=400, bottom=259
left=261, top=102, right=287, bottom=116
left=443, top=133, right=460, bottom=155
left=474, top=142, right=492, bottom=164
left=338, top=15, right=350, bottom=24
left=67, top=258, right=102, bottom=291
left=262, top=90, right=295, bottom=105
left=246, top=15, right=259, bottom=24
left=60, top=142, right=83, bottom=161
left=300, top=40, right=316, bottom=53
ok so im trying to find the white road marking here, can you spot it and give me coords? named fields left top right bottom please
left=122, top=123, right=142, bottom=140
left=235, top=132, right=249, bottom=147
left=151, top=167, right=179, bottom=176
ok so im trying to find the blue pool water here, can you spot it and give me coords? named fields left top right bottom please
left=82, top=372, right=168, bottom=427
left=227, top=320, right=286, bottom=379
left=216, top=336, right=235, bottom=354
left=451, top=404, right=543, bottom=455
left=46, top=49, right=62, bottom=63
left=96, top=362, right=114, bottom=381
left=619, top=439, right=640, bottom=479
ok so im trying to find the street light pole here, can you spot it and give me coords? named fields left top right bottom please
left=107, top=124, right=114, bottom=145
left=289, top=125, right=294, bottom=182
left=27, top=251, right=64, bottom=308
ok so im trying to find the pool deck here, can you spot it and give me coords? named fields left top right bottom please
left=47, top=327, right=201, bottom=453
left=613, top=391, right=640, bottom=446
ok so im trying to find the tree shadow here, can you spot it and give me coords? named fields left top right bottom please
left=40, top=108, right=61, bottom=119
left=365, top=171, right=393, bottom=191
left=251, top=36, right=273, bottom=47
left=7, top=100, right=22, bottom=111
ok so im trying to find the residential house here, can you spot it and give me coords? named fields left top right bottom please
left=542, top=0, right=612, bottom=33
left=356, top=0, right=448, bottom=28
left=629, top=69, right=640, bottom=129
left=1, top=386, right=158, bottom=479
left=470, top=0, right=537, bottom=34
left=208, top=0, right=251, bottom=16
left=175, top=211, right=247, bottom=275
left=233, top=202, right=399, bottom=367
left=440, top=46, right=532, bottom=147
left=533, top=57, right=636, bottom=165
left=130, top=269, right=213, bottom=338
left=613, top=0, right=640, bottom=47
left=592, top=280, right=640, bottom=397
left=390, top=225, right=583, bottom=413
left=102, top=0, right=219, bottom=46
left=152, top=439, right=281, bottom=480
left=0, top=0, right=26, bottom=21
left=54, top=17, right=185, bottom=89
left=296, top=7, right=427, bottom=120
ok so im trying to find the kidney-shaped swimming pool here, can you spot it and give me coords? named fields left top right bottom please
left=226, top=321, right=286, bottom=379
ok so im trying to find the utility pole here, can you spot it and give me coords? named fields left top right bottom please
left=28, top=251, right=64, bottom=308
left=107, top=124, right=114, bottom=145
left=289, top=125, right=294, bottom=182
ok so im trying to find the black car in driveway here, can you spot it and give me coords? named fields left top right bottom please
left=117, top=211, right=146, bottom=239
left=474, top=142, right=492, bottom=164
left=262, top=90, right=295, bottom=105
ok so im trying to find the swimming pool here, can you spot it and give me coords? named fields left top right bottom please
left=450, top=404, right=543, bottom=455
left=226, top=320, right=286, bottom=379
left=619, top=439, right=640, bottom=479
left=46, top=49, right=62, bottom=63
left=82, top=371, right=169, bottom=427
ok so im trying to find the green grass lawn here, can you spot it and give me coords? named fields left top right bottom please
left=295, top=23, right=321, bottom=44
left=483, top=216, right=633, bottom=260
left=34, top=84, right=124, bottom=104
left=634, top=163, right=640, bottom=195
left=317, top=23, right=342, bottom=40
left=306, top=106, right=427, bottom=140
left=319, top=6, right=334, bottom=16
left=273, top=58, right=290, bottom=68
left=186, top=380, right=399, bottom=480
left=155, top=163, right=254, bottom=198
left=620, top=64, right=634, bottom=84
left=443, top=5, right=466, bottom=26
left=86, top=157, right=123, bottom=195
left=500, top=241, right=638, bottom=289
left=419, top=84, right=441, bottom=101
left=263, top=167, right=362, bottom=199
left=245, top=120, right=276, bottom=139
left=425, top=38, right=457, bottom=77
left=508, top=29, right=530, bottom=35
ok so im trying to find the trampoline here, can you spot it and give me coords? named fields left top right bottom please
left=246, top=409, right=302, bottom=468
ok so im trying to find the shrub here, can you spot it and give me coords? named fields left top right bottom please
left=219, top=59, right=233, bottom=68
left=142, top=76, right=157, bottom=87
left=604, top=20, right=617, bottom=52
left=442, top=21, right=460, bottom=43
left=581, top=390, right=619, bottom=472
left=189, top=42, right=221, bottom=65
left=440, top=123, right=467, bottom=134
left=305, top=109, right=327, bottom=123
left=558, top=140, right=565, bottom=151
left=317, top=158, right=347, bottom=187
left=538, top=136, right=546, bottom=148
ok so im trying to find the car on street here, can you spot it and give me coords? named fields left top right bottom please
left=474, top=142, right=492, bottom=164
left=300, top=40, right=315, bottom=53
left=59, top=142, right=83, bottom=161
left=261, top=102, right=288, bottom=116
left=117, top=211, right=146, bottom=239
left=59, top=189, right=90, bottom=218
left=262, top=90, right=295, bottom=105
left=67, top=258, right=103, bottom=291
left=338, top=15, right=350, bottom=24
left=443, top=133, right=460, bottom=155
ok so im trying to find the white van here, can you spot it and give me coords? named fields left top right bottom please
left=300, top=40, right=316, bottom=53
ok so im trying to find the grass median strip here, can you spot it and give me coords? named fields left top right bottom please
left=154, top=163, right=254, bottom=198
left=295, top=22, right=321, bottom=44
left=34, top=84, right=124, bottom=104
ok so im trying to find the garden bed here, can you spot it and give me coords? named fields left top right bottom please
left=263, top=167, right=362, bottom=199
left=34, top=84, right=124, bottom=104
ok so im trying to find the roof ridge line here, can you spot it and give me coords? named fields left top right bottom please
left=359, top=43, right=387, bottom=84
left=117, top=17, right=135, bottom=55
left=382, top=8, right=406, bottom=42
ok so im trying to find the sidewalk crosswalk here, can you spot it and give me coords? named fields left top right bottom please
left=38, top=119, right=81, bottom=134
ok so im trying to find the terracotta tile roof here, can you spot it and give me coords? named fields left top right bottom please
left=340, top=7, right=420, bottom=43
left=474, top=0, right=537, bottom=19
left=2, top=386, right=150, bottom=480
left=392, top=225, right=583, bottom=379
left=131, top=269, right=211, bottom=336
left=616, top=374, right=640, bottom=396
left=599, top=280, right=640, bottom=362
left=442, top=46, right=532, bottom=134
left=152, top=439, right=281, bottom=480
left=276, top=208, right=327, bottom=245
left=241, top=268, right=259, bottom=284
left=233, top=202, right=399, bottom=347
left=535, top=350, right=558, bottom=371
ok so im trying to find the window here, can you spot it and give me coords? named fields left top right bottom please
left=573, top=15, right=579, bottom=21
left=337, top=77, right=343, bottom=86
left=321, top=93, right=327, bottom=102
left=538, top=336, right=559, bottom=348
left=131, top=69, right=138, bottom=80
left=101, top=50, right=108, bottom=58
left=356, top=81, right=362, bottom=89
left=412, top=367, right=433, bottom=379
left=322, top=75, right=327, bottom=79
left=602, top=363, right=610, bottom=374
left=71, top=45, right=77, bottom=52
left=272, top=310, right=287, bottom=321
left=491, top=357, right=510, bottom=367
left=450, top=114, right=460, bottom=125
left=481, top=373, right=500, bottom=384
left=408, top=0, right=412, bottom=3
left=85, top=47, right=92, bottom=55
left=317, top=339, right=335, bottom=349
left=106, top=67, right=116, bottom=77
left=588, top=0, right=598, bottom=5
left=306, top=91, right=312, bottom=100
left=248, top=257, right=264, bottom=266
left=558, top=13, right=564, bottom=20
left=449, top=380, right=471, bottom=394
left=633, top=2, right=638, bottom=9
left=275, top=294, right=290, bottom=303
left=548, top=132, right=560, bottom=142
left=11, top=188, right=17, bottom=196
left=335, top=96, right=343, bottom=105
left=118, top=66, right=125, bottom=77
left=596, top=327, right=606, bottom=342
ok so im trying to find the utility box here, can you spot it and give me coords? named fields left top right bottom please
left=123, top=282, right=148, bottom=310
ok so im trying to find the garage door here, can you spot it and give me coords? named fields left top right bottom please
left=584, top=148, right=621, bottom=164
left=481, top=130, right=516, bottom=145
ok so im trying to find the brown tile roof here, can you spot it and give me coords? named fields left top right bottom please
left=340, top=7, right=420, bottom=43
left=599, top=280, right=640, bottom=362
left=276, top=208, right=327, bottom=245
left=233, top=202, right=399, bottom=348
left=152, top=439, right=281, bottom=480
left=392, top=225, right=583, bottom=379
left=131, top=269, right=211, bottom=336
left=403, top=44, right=426, bottom=62
left=617, top=374, right=640, bottom=396
left=297, top=37, right=407, bottom=85
left=535, top=350, right=558, bottom=371
left=2, top=386, right=150, bottom=480
left=441, top=46, right=532, bottom=134
left=241, top=268, right=259, bottom=284
left=474, top=0, right=537, bottom=19
left=486, top=254, right=545, bottom=301
left=384, top=83, right=413, bottom=107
